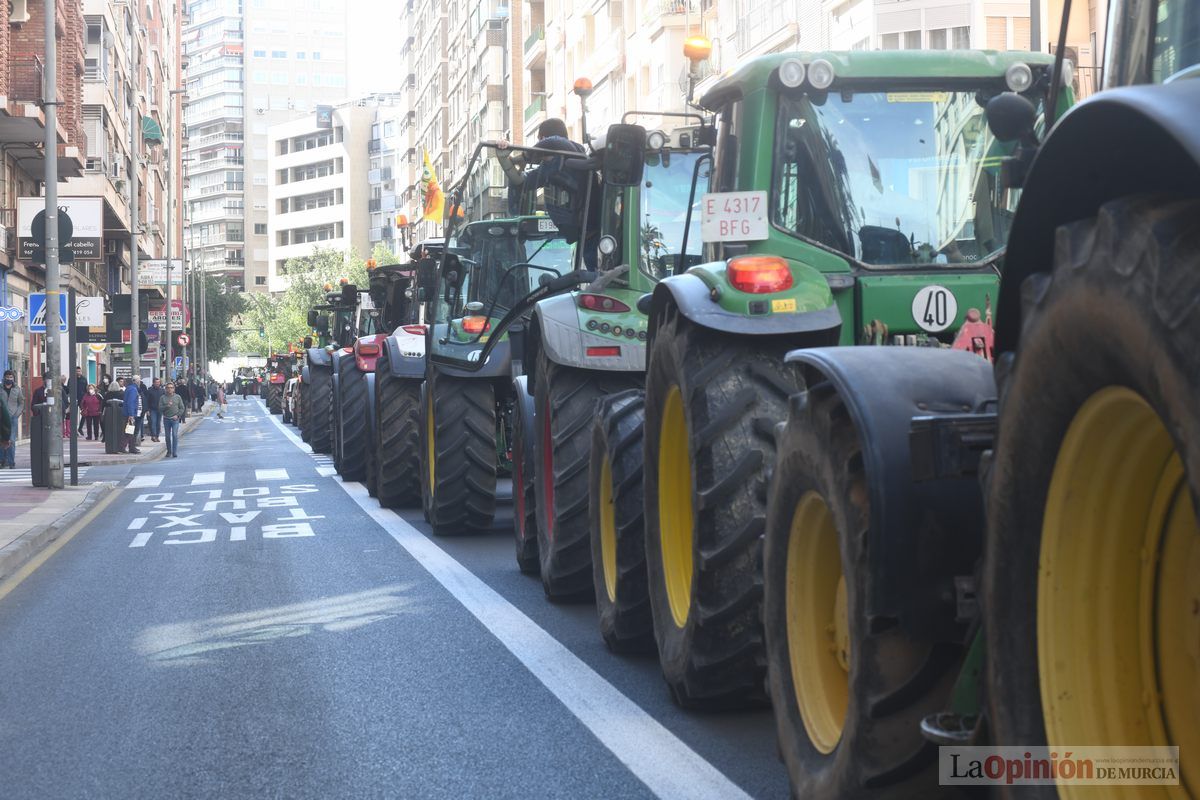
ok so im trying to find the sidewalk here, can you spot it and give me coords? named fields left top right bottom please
left=0, top=404, right=213, bottom=583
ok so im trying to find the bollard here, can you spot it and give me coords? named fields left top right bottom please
left=104, top=399, right=124, bottom=454
left=30, top=402, right=51, bottom=487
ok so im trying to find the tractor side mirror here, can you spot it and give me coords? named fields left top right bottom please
left=602, top=124, right=647, bottom=187
left=985, top=93, right=1037, bottom=143
left=340, top=283, right=357, bottom=306
left=303, top=336, right=313, bottom=349
left=306, top=309, right=319, bottom=328
left=313, top=315, right=330, bottom=334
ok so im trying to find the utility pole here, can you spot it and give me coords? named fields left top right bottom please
left=1031, top=0, right=1041, bottom=53
left=166, top=89, right=186, bottom=380
left=43, top=0, right=64, bottom=489
left=129, top=16, right=141, bottom=382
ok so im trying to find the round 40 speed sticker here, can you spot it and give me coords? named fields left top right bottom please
left=911, top=285, right=958, bottom=333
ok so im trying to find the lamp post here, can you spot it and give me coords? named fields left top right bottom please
left=166, top=89, right=187, bottom=380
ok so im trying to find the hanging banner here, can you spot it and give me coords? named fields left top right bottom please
left=137, top=260, right=185, bottom=286
left=17, top=196, right=103, bottom=261
left=421, top=150, right=445, bottom=222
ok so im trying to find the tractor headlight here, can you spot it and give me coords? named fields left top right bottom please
left=807, top=59, right=835, bottom=90
left=1005, top=62, right=1034, bottom=92
left=778, top=58, right=806, bottom=89
left=1059, top=59, right=1075, bottom=87
left=647, top=130, right=668, bottom=150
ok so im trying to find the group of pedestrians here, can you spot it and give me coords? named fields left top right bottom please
left=118, top=374, right=193, bottom=457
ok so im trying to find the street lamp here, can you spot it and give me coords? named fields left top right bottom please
left=166, top=88, right=187, bottom=380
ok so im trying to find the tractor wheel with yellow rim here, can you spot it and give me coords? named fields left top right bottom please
left=643, top=304, right=793, bottom=708
left=419, top=366, right=497, bottom=535
left=762, top=380, right=963, bottom=798
left=984, top=196, right=1200, bottom=800
left=589, top=389, right=654, bottom=654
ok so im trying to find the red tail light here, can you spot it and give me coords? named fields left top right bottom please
left=586, top=346, right=621, bottom=357
left=727, top=256, right=793, bottom=294
left=401, top=324, right=427, bottom=336
left=577, top=293, right=631, bottom=313
left=357, top=343, right=380, bottom=356
left=462, top=316, right=490, bottom=334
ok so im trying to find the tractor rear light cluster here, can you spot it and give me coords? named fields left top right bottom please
left=462, top=316, right=490, bottom=334
left=586, top=346, right=621, bottom=357
left=728, top=256, right=794, bottom=294
left=357, top=343, right=380, bottom=356
left=578, top=293, right=631, bottom=313
left=400, top=324, right=427, bottom=336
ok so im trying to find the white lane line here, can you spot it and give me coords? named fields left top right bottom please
left=264, top=391, right=751, bottom=800
left=191, top=472, right=225, bottom=485
left=316, top=466, right=337, bottom=477
left=255, top=468, right=289, bottom=481
left=127, top=474, right=164, bottom=488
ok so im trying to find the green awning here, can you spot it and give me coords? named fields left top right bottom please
left=141, top=115, right=164, bottom=145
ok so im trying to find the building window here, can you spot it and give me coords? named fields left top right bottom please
left=312, top=51, right=321, bottom=59
left=296, top=51, right=306, bottom=59
left=880, top=30, right=922, bottom=50
left=254, top=223, right=267, bottom=235
left=272, top=50, right=287, bottom=58
left=253, top=49, right=267, bottom=58
left=255, top=276, right=267, bottom=285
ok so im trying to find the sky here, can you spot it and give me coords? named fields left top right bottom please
left=347, top=2, right=405, bottom=97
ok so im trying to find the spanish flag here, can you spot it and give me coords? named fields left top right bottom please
left=421, top=149, right=445, bottom=222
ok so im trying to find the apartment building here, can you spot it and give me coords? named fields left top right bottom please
left=182, top=0, right=349, bottom=293
left=366, top=95, right=406, bottom=256
left=265, top=104, right=371, bottom=293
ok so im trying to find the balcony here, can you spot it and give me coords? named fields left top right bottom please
left=641, top=0, right=699, bottom=27
left=523, top=26, right=546, bottom=69
left=368, top=139, right=382, bottom=154
left=524, top=94, right=546, bottom=123
left=524, top=26, right=544, bottom=53
left=2, top=55, right=86, bottom=178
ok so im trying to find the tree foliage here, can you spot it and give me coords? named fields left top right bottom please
left=231, top=244, right=397, bottom=356
left=203, top=274, right=247, bottom=362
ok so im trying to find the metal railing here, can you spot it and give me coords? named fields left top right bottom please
left=524, top=26, right=544, bottom=53
left=524, top=93, right=546, bottom=122
left=9, top=55, right=45, bottom=103
left=642, top=0, right=698, bottom=25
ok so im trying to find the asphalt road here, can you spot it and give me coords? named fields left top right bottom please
left=0, top=396, right=790, bottom=799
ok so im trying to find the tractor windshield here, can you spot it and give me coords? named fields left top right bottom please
left=638, top=151, right=706, bottom=280
left=772, top=91, right=1022, bottom=267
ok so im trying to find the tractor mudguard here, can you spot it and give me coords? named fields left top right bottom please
left=997, top=79, right=1200, bottom=355
left=512, top=373, right=535, bottom=466
left=306, top=347, right=331, bottom=368
left=301, top=366, right=311, bottom=384
left=651, top=273, right=842, bottom=338
left=431, top=340, right=513, bottom=379
left=786, top=346, right=996, bottom=641
left=382, top=335, right=425, bottom=380
left=531, top=294, right=646, bottom=373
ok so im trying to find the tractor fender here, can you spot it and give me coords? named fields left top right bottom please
left=786, top=346, right=997, bottom=641
left=430, top=340, right=513, bottom=380
left=382, top=334, right=425, bottom=380
left=306, top=347, right=331, bottom=368
left=529, top=293, right=646, bottom=373
left=512, top=374, right=535, bottom=468
left=997, top=79, right=1200, bottom=355
left=650, top=273, right=842, bottom=338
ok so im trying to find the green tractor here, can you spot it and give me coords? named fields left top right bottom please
left=760, top=6, right=1200, bottom=798
left=420, top=202, right=576, bottom=535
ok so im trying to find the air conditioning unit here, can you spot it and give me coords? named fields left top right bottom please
left=106, top=239, right=120, bottom=254
left=110, top=161, right=122, bottom=178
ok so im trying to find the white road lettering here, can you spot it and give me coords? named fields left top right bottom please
left=187, top=489, right=223, bottom=499
left=165, top=529, right=217, bottom=545
left=262, top=523, right=315, bottom=538
left=219, top=511, right=261, bottom=524
left=202, top=499, right=247, bottom=512
left=128, top=475, right=164, bottom=488
left=255, top=496, right=298, bottom=508
left=135, top=492, right=173, bottom=503
left=158, top=514, right=205, bottom=529
left=192, top=472, right=225, bottom=485
left=255, top=469, right=289, bottom=481
left=230, top=526, right=247, bottom=542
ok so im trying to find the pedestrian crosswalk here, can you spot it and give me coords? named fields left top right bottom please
left=120, top=465, right=329, bottom=489
left=0, top=467, right=91, bottom=484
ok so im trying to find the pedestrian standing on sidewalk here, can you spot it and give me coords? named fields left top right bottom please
left=135, top=375, right=149, bottom=444
left=1, top=369, right=22, bottom=468
left=122, top=376, right=143, bottom=455
left=146, top=377, right=165, bottom=443
left=81, top=384, right=102, bottom=440
left=60, top=375, right=72, bottom=439
left=175, top=377, right=191, bottom=412
left=73, top=366, right=87, bottom=435
left=0, top=396, right=11, bottom=465
left=159, top=381, right=185, bottom=458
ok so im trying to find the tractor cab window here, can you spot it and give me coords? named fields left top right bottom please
left=1152, top=0, right=1200, bottom=80
left=637, top=150, right=707, bottom=280
left=772, top=91, right=1025, bottom=267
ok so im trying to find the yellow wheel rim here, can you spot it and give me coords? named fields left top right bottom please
left=426, top=392, right=435, bottom=490
left=1040, top=386, right=1198, bottom=799
left=599, top=454, right=618, bottom=603
left=786, top=491, right=849, bottom=755
left=658, top=385, right=694, bottom=628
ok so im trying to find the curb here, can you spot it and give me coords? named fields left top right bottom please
left=64, top=404, right=214, bottom=467
left=0, top=481, right=119, bottom=584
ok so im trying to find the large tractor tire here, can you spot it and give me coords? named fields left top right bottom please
left=307, top=364, right=333, bottom=454
left=589, top=389, right=654, bottom=654
left=267, top=383, right=282, bottom=415
left=533, top=350, right=638, bottom=601
left=364, top=373, right=378, bottom=497
left=511, top=376, right=539, bottom=574
left=984, top=196, right=1200, bottom=800
left=420, top=368, right=497, bottom=534
left=294, top=383, right=305, bottom=432
left=643, top=306, right=793, bottom=708
left=299, top=381, right=312, bottom=443
left=335, top=359, right=369, bottom=483
left=375, top=355, right=423, bottom=508
left=763, top=381, right=957, bottom=799
left=330, top=369, right=343, bottom=472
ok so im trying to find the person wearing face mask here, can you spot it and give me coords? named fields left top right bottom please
left=146, top=377, right=165, bottom=443
left=80, top=384, right=102, bottom=440
left=1, top=369, right=22, bottom=468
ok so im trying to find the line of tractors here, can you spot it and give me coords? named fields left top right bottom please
left=264, top=19, right=1197, bottom=798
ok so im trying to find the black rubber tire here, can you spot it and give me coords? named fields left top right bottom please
left=335, top=358, right=369, bottom=482
left=420, top=367, right=497, bottom=534
left=983, top=196, right=1200, bottom=799
left=764, top=380, right=958, bottom=799
left=511, top=383, right=539, bottom=574
left=590, top=389, right=655, bottom=654
left=307, top=364, right=333, bottom=454
left=299, top=382, right=312, bottom=442
left=267, top=384, right=282, bottom=415
left=643, top=306, right=793, bottom=708
left=534, top=350, right=639, bottom=601
left=294, top=383, right=306, bottom=433
left=330, top=368, right=343, bottom=471
left=375, top=354, right=423, bottom=508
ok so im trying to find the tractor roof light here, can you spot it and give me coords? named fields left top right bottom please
left=728, top=256, right=794, bottom=294
left=778, top=58, right=806, bottom=89
left=683, top=35, right=712, bottom=63
left=807, top=59, right=835, bottom=90
left=598, top=235, right=617, bottom=256
left=338, top=277, right=349, bottom=285
left=1005, top=61, right=1034, bottom=93
left=323, top=283, right=333, bottom=291
left=573, top=77, right=594, bottom=97
left=1059, top=58, right=1075, bottom=87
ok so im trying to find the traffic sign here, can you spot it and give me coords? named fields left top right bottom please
left=28, top=292, right=68, bottom=332
left=177, top=333, right=191, bottom=346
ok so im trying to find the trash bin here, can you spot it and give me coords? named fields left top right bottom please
left=30, top=402, right=51, bottom=487
left=104, top=399, right=124, bottom=454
